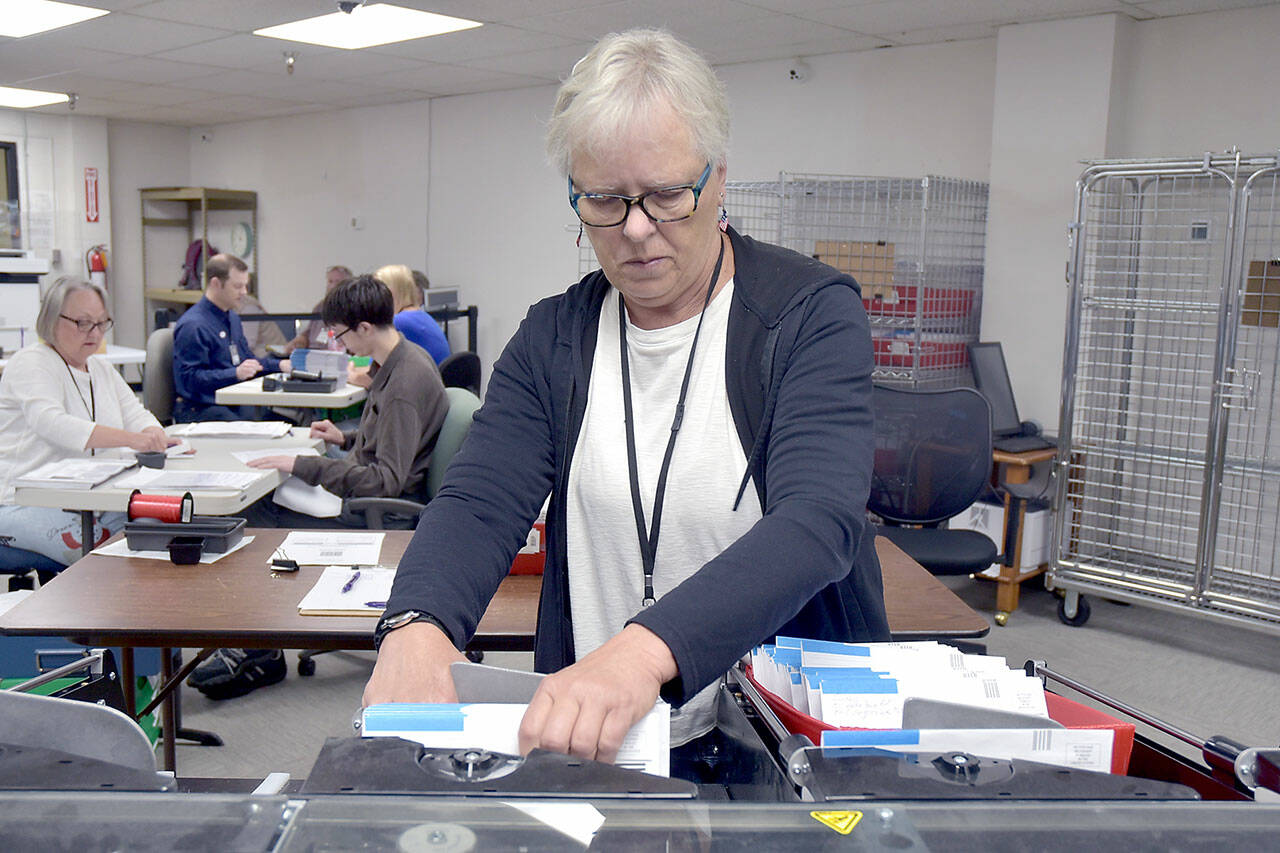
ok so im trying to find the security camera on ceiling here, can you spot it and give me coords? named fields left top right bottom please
left=337, top=0, right=367, bottom=12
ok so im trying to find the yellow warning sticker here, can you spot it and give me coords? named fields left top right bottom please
left=810, top=810, right=863, bottom=835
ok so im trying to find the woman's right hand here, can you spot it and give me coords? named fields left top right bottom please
left=130, top=429, right=169, bottom=453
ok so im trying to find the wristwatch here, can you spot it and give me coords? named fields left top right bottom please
left=374, top=609, right=451, bottom=650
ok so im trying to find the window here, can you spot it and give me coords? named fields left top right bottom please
left=0, top=142, right=19, bottom=250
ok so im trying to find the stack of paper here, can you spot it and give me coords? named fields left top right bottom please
left=14, top=458, right=135, bottom=490
left=750, top=637, right=1114, bottom=773
left=278, top=531, right=384, bottom=565
left=115, top=469, right=261, bottom=491
left=170, top=421, right=293, bottom=439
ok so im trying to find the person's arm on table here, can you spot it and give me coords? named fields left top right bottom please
left=291, top=395, right=435, bottom=497
left=309, top=418, right=347, bottom=446
left=518, top=623, right=677, bottom=763
left=86, top=424, right=170, bottom=452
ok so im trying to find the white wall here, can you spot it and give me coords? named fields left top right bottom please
left=106, top=121, right=190, bottom=349
left=0, top=110, right=110, bottom=347
left=187, top=101, right=431, bottom=319
left=1109, top=3, right=1280, bottom=157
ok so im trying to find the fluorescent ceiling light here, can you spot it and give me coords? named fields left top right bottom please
left=1, top=0, right=109, bottom=39
left=0, top=86, right=71, bottom=109
left=254, top=3, right=481, bottom=50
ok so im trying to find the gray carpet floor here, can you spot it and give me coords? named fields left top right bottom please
left=171, top=578, right=1279, bottom=783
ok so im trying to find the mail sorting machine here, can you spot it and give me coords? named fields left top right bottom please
left=2, top=660, right=1279, bottom=849
left=1055, top=152, right=1280, bottom=634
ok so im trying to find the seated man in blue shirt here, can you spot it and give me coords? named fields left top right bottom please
left=172, top=253, right=290, bottom=422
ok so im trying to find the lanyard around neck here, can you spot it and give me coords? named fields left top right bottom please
left=619, top=235, right=726, bottom=606
left=58, top=351, right=97, bottom=456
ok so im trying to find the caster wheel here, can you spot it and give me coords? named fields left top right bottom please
left=465, top=649, right=484, bottom=664
left=1057, top=595, right=1091, bottom=627
left=297, top=656, right=316, bottom=677
left=994, top=611, right=1009, bottom=627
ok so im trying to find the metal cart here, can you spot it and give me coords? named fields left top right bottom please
left=1054, top=151, right=1280, bottom=634
left=577, top=172, right=990, bottom=389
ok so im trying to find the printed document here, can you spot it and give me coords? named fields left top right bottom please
left=170, top=421, right=293, bottom=438
left=14, top=458, right=135, bottom=490
left=278, top=531, right=384, bottom=565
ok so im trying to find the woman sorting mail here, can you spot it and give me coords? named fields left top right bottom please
left=0, top=277, right=171, bottom=567
left=364, top=29, right=890, bottom=771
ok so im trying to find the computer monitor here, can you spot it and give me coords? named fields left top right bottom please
left=968, top=342, right=1023, bottom=437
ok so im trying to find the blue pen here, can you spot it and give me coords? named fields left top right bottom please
left=365, top=600, right=388, bottom=609
left=340, top=570, right=361, bottom=594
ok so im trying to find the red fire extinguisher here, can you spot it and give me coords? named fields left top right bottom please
left=86, top=244, right=108, bottom=291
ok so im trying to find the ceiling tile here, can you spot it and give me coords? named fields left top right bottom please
left=510, top=0, right=774, bottom=42
left=28, top=95, right=137, bottom=118
left=798, top=0, right=1132, bottom=34
left=890, top=22, right=1002, bottom=46
left=680, top=13, right=878, bottom=60
left=384, top=0, right=621, bottom=24
left=1133, top=0, right=1278, bottom=13
left=0, top=42, right=131, bottom=83
left=89, top=55, right=227, bottom=85
left=357, top=62, right=547, bottom=96
left=155, top=34, right=338, bottom=69
left=459, top=42, right=596, bottom=78
left=366, top=23, right=581, bottom=64
left=14, top=12, right=233, bottom=57
left=9, top=70, right=147, bottom=99
left=111, top=102, right=246, bottom=126
left=245, top=49, right=430, bottom=80
left=126, top=0, right=339, bottom=30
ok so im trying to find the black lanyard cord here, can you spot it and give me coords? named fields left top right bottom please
left=620, top=236, right=726, bottom=606
left=59, top=351, right=97, bottom=456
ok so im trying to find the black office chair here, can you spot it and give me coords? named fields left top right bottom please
left=438, top=351, right=481, bottom=397
left=0, top=544, right=64, bottom=590
left=868, top=384, right=998, bottom=575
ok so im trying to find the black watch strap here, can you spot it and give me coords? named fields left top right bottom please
left=374, top=610, right=452, bottom=650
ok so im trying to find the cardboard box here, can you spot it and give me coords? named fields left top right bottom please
left=814, top=239, right=895, bottom=286
left=949, top=498, right=1052, bottom=568
left=1243, top=259, right=1280, bottom=328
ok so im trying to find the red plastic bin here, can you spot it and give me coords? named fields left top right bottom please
left=509, top=521, right=545, bottom=575
left=863, top=286, right=974, bottom=319
left=743, top=665, right=1134, bottom=775
left=872, top=334, right=968, bottom=369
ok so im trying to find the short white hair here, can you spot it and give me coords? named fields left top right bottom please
left=546, top=28, right=730, bottom=176
left=36, top=277, right=107, bottom=344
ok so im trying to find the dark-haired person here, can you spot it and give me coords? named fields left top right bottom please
left=188, top=276, right=449, bottom=701
left=172, top=253, right=289, bottom=422
left=248, top=274, right=448, bottom=501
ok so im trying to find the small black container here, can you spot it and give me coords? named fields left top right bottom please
left=167, top=536, right=204, bottom=565
left=135, top=451, right=166, bottom=469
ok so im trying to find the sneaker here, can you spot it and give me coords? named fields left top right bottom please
left=187, top=648, right=286, bottom=700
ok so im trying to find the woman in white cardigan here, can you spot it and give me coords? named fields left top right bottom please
left=0, top=277, right=170, bottom=566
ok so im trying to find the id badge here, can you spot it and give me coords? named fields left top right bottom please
left=229, top=342, right=241, bottom=365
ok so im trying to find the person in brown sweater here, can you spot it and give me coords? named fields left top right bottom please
left=188, top=275, right=449, bottom=701
left=248, top=274, right=448, bottom=501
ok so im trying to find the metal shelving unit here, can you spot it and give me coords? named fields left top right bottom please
left=140, top=186, right=256, bottom=332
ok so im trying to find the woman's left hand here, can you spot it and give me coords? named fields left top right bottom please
left=517, top=624, right=676, bottom=764
left=246, top=455, right=295, bottom=474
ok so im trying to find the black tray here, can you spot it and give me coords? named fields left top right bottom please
left=123, top=516, right=246, bottom=553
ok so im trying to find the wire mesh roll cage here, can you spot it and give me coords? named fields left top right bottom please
left=1054, top=150, right=1280, bottom=633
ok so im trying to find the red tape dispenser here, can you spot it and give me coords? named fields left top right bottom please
left=127, top=490, right=195, bottom=524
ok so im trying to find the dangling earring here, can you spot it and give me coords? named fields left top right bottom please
left=576, top=223, right=584, bottom=247
left=718, top=206, right=729, bottom=233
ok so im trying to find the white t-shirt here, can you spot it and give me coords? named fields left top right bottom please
left=566, top=280, right=763, bottom=746
left=0, top=342, right=160, bottom=501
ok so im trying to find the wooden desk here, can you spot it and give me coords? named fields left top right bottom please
left=215, top=375, right=367, bottom=409
left=989, top=446, right=1058, bottom=625
left=0, top=531, right=985, bottom=770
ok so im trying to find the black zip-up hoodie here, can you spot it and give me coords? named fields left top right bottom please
left=385, top=227, right=890, bottom=705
